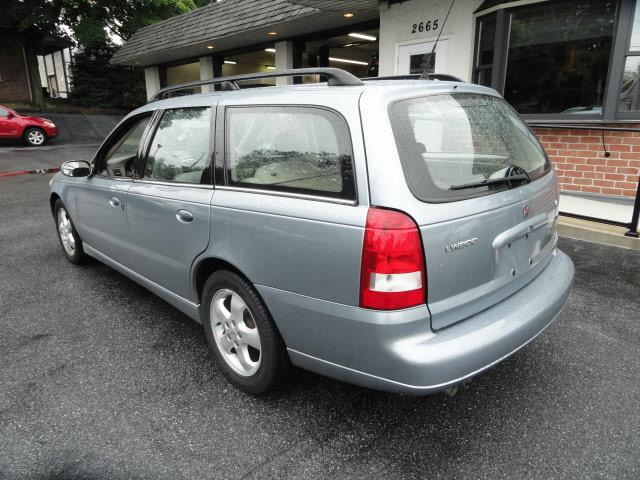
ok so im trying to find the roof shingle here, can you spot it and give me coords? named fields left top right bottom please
left=112, top=0, right=317, bottom=65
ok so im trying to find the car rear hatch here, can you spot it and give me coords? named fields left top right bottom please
left=387, top=92, right=559, bottom=330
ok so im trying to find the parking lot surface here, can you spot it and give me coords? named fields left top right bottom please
left=1, top=161, right=639, bottom=479
left=0, top=144, right=97, bottom=174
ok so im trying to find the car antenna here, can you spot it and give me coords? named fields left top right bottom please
left=419, top=0, right=456, bottom=80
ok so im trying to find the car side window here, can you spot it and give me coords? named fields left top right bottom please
left=225, top=106, right=355, bottom=200
left=143, top=107, right=212, bottom=184
left=0, top=107, right=9, bottom=117
left=99, top=115, right=151, bottom=177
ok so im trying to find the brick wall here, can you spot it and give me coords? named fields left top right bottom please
left=0, top=39, right=32, bottom=102
left=533, top=125, right=640, bottom=198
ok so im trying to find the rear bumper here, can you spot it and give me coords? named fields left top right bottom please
left=257, top=248, right=574, bottom=395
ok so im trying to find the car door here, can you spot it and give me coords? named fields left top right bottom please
left=69, top=114, right=153, bottom=265
left=0, top=106, right=18, bottom=137
left=125, top=105, right=215, bottom=301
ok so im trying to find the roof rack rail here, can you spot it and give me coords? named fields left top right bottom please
left=361, top=73, right=464, bottom=82
left=150, top=67, right=364, bottom=101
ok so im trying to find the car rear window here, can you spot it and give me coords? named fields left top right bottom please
left=389, top=93, right=550, bottom=202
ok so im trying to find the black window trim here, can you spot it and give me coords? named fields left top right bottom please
left=473, top=0, right=640, bottom=123
left=218, top=103, right=359, bottom=205
left=136, top=105, right=216, bottom=188
left=92, top=111, right=155, bottom=182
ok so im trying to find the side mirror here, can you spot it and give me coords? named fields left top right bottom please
left=61, top=160, right=92, bottom=177
left=6, top=112, right=14, bottom=119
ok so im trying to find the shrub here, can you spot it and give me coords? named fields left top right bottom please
left=70, top=44, right=146, bottom=109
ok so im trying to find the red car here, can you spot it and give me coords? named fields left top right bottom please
left=0, top=104, right=58, bottom=146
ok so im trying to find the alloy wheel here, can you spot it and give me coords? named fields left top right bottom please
left=57, top=208, right=76, bottom=255
left=28, top=130, right=45, bottom=145
left=210, top=289, right=262, bottom=376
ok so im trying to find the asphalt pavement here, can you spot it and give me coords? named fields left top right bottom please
left=0, top=155, right=638, bottom=479
left=0, top=143, right=97, bottom=173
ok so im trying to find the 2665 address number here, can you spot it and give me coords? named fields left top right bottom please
left=411, top=19, right=439, bottom=33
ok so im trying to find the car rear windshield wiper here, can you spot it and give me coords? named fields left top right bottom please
left=449, top=173, right=530, bottom=191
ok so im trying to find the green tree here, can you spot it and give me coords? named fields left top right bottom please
left=64, top=0, right=211, bottom=46
left=69, top=43, right=147, bottom=109
left=2, top=0, right=211, bottom=105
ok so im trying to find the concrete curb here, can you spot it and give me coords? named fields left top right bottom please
left=558, top=216, right=640, bottom=251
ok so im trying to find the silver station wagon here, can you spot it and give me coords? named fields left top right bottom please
left=50, top=68, right=574, bottom=395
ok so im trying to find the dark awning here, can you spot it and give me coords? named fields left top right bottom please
left=111, top=0, right=378, bottom=67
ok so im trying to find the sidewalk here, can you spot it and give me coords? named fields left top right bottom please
left=558, top=193, right=639, bottom=250
left=559, top=194, right=633, bottom=224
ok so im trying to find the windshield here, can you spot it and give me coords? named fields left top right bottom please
left=389, top=93, right=550, bottom=202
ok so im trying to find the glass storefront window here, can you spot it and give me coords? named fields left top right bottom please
left=165, top=62, right=200, bottom=86
left=303, top=29, right=379, bottom=79
left=619, top=56, right=640, bottom=111
left=409, top=54, right=434, bottom=75
left=473, top=13, right=496, bottom=88
left=475, top=0, right=618, bottom=116
left=618, top=3, right=640, bottom=113
left=629, top=2, right=640, bottom=50
left=223, top=50, right=277, bottom=87
left=504, top=0, right=616, bottom=114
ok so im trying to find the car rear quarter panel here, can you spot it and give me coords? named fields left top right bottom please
left=197, top=89, right=370, bottom=320
left=207, top=191, right=368, bottom=304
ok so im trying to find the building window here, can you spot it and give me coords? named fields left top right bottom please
left=617, top=2, right=640, bottom=112
left=473, top=0, right=637, bottom=120
left=165, top=62, right=200, bottom=86
left=473, top=13, right=496, bottom=88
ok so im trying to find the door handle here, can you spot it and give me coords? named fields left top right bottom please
left=109, top=196, right=121, bottom=208
left=176, top=209, right=194, bottom=223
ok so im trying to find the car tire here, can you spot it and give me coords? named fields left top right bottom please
left=201, top=270, right=292, bottom=394
left=24, top=127, right=47, bottom=146
left=54, top=199, right=87, bottom=265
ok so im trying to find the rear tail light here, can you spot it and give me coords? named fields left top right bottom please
left=360, top=207, right=426, bottom=310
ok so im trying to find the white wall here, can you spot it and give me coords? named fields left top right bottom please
left=379, top=0, right=484, bottom=80
left=53, top=50, right=68, bottom=98
left=199, top=56, right=215, bottom=93
left=144, top=67, right=162, bottom=101
left=37, top=56, right=47, bottom=88
left=275, top=41, right=294, bottom=86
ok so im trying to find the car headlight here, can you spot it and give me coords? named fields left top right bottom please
left=44, top=120, right=55, bottom=127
